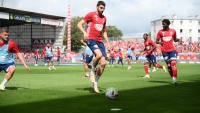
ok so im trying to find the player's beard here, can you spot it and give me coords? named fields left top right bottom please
left=97, top=9, right=103, bottom=15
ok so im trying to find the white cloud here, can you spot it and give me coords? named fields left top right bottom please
left=2, top=0, right=200, bottom=36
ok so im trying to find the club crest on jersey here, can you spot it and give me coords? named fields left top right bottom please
left=95, top=24, right=103, bottom=31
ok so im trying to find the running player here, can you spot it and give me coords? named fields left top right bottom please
left=34, top=49, right=39, bottom=66
left=116, top=49, right=124, bottom=67
left=127, top=45, right=134, bottom=70
left=141, top=33, right=166, bottom=78
left=0, top=28, right=30, bottom=90
left=156, top=19, right=181, bottom=84
left=77, top=1, right=110, bottom=93
left=57, top=47, right=61, bottom=66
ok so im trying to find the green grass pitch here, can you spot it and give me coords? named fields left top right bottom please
left=0, top=63, right=200, bottom=113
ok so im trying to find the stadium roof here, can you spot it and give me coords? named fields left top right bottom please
left=0, top=6, right=66, bottom=27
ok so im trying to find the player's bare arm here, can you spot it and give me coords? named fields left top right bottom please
left=102, top=28, right=110, bottom=49
left=16, top=52, right=30, bottom=71
left=156, top=39, right=163, bottom=45
left=80, top=39, right=86, bottom=46
left=77, top=20, right=88, bottom=41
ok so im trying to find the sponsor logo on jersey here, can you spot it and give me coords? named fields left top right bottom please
left=163, top=36, right=172, bottom=42
left=95, top=24, right=103, bottom=31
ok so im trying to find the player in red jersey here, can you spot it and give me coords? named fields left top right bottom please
left=141, top=33, right=166, bottom=78
left=77, top=1, right=110, bottom=93
left=57, top=47, right=61, bottom=66
left=34, top=49, right=39, bottom=66
left=0, top=28, right=30, bottom=90
left=108, top=48, right=115, bottom=67
left=156, top=19, right=181, bottom=84
left=115, top=49, right=124, bottom=67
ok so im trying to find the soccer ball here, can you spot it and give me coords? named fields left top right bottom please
left=105, top=87, right=118, bottom=100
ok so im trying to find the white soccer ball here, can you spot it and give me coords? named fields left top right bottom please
left=105, top=87, right=118, bottom=100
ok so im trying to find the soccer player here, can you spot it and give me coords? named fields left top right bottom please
left=156, top=19, right=181, bottom=84
left=43, top=43, right=56, bottom=70
left=108, top=48, right=115, bottom=67
left=34, top=49, right=39, bottom=66
left=80, top=39, right=94, bottom=78
left=127, top=45, right=134, bottom=70
left=116, top=49, right=124, bottom=67
left=77, top=1, right=110, bottom=93
left=0, top=28, right=30, bottom=90
left=56, top=47, right=61, bottom=66
left=141, top=33, right=166, bottom=78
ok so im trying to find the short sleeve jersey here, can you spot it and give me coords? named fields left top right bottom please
left=156, top=29, right=176, bottom=52
left=0, top=40, right=19, bottom=53
left=83, top=12, right=107, bottom=42
left=144, top=39, right=155, bottom=55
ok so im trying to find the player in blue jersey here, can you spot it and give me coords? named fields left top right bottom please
left=0, top=28, right=30, bottom=90
left=80, top=39, right=94, bottom=78
left=43, top=43, right=56, bottom=70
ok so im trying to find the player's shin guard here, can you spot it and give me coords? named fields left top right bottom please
left=171, top=60, right=177, bottom=77
left=167, top=64, right=172, bottom=77
left=156, top=63, right=163, bottom=68
left=144, top=64, right=149, bottom=75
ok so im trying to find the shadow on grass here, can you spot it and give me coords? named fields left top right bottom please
left=76, top=87, right=106, bottom=93
left=0, top=81, right=200, bottom=113
left=5, top=86, right=29, bottom=90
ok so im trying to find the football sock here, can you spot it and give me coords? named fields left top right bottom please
left=1, top=79, right=8, bottom=86
left=156, top=63, right=163, bottom=68
left=95, top=75, right=100, bottom=82
left=171, top=60, right=177, bottom=77
left=144, top=65, right=149, bottom=75
left=167, top=64, right=172, bottom=77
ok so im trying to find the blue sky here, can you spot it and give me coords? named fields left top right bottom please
left=2, top=0, right=200, bottom=36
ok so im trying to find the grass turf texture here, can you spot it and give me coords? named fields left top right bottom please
left=0, top=63, right=200, bottom=113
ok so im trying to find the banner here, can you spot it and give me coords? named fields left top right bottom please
left=41, top=18, right=64, bottom=26
left=0, top=12, right=9, bottom=19
left=32, top=38, right=54, bottom=48
left=9, top=13, right=41, bottom=23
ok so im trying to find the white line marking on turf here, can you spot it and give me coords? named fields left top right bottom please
left=111, top=108, right=122, bottom=111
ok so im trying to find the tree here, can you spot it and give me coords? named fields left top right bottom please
left=106, top=25, right=123, bottom=41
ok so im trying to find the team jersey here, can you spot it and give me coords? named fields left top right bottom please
left=0, top=40, right=19, bottom=64
left=118, top=51, right=122, bottom=58
left=144, top=39, right=155, bottom=55
left=83, top=12, right=107, bottom=42
left=109, top=50, right=115, bottom=57
left=34, top=50, right=39, bottom=57
left=127, top=48, right=133, bottom=56
left=44, top=46, right=53, bottom=57
left=156, top=28, right=176, bottom=52
left=85, top=45, right=93, bottom=56
left=57, top=49, right=61, bottom=56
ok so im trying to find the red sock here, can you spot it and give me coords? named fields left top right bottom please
left=144, top=65, right=149, bottom=75
left=171, top=60, right=177, bottom=77
left=156, top=63, right=163, bottom=68
left=167, top=64, right=172, bottom=77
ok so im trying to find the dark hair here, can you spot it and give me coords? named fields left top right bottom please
left=97, top=1, right=106, bottom=6
left=162, top=19, right=170, bottom=25
left=143, top=33, right=148, bottom=36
